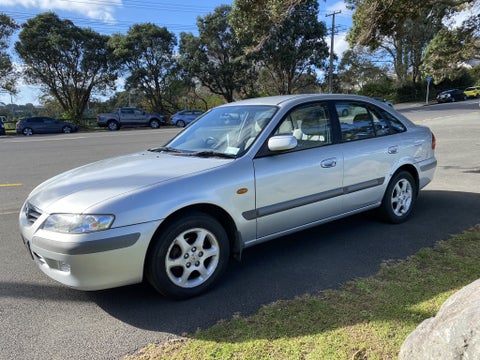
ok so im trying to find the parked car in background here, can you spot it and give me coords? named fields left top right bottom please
left=97, top=107, right=166, bottom=131
left=0, top=116, right=5, bottom=135
left=16, top=117, right=78, bottom=136
left=19, top=94, right=437, bottom=299
left=436, top=89, right=467, bottom=103
left=170, top=109, right=204, bottom=127
left=464, top=86, right=480, bottom=98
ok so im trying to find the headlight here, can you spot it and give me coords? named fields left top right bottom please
left=42, top=214, right=115, bottom=233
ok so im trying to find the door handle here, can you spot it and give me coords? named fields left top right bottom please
left=321, top=158, right=337, bottom=168
left=388, top=146, right=398, bottom=154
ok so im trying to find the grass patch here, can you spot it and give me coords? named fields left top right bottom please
left=126, top=225, right=480, bottom=360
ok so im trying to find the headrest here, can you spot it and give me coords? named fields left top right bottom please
left=353, top=113, right=371, bottom=122
left=301, top=116, right=324, bottom=135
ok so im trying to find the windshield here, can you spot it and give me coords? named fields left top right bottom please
left=158, top=105, right=277, bottom=157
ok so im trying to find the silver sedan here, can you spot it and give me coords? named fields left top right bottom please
left=19, top=94, right=437, bottom=299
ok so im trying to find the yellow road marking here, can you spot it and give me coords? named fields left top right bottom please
left=0, top=183, right=22, bottom=187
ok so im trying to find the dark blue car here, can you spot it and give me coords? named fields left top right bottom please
left=16, top=117, right=78, bottom=136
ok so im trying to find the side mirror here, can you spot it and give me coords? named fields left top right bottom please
left=268, top=135, right=297, bottom=152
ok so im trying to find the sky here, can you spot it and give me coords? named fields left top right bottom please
left=0, top=0, right=353, bottom=106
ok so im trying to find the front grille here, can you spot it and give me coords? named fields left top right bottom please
left=24, top=202, right=43, bottom=224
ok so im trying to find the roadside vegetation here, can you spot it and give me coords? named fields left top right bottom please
left=125, top=225, right=480, bottom=360
left=1, top=0, right=479, bottom=123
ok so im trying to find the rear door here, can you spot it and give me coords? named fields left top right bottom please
left=253, top=102, right=344, bottom=239
left=132, top=108, right=147, bottom=126
left=119, top=108, right=135, bottom=125
left=333, top=100, right=405, bottom=212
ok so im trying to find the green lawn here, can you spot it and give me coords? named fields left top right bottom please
left=126, top=225, right=480, bottom=360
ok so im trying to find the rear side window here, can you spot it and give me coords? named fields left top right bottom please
left=335, top=101, right=405, bottom=142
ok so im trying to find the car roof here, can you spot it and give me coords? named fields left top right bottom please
left=216, top=94, right=386, bottom=108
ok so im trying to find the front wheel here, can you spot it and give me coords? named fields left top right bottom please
left=107, top=120, right=119, bottom=131
left=149, top=119, right=161, bottom=129
left=62, top=126, right=72, bottom=133
left=380, top=171, right=417, bottom=224
left=146, top=212, right=230, bottom=299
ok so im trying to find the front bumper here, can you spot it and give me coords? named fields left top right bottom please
left=19, top=206, right=162, bottom=291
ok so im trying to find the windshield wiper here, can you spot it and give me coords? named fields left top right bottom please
left=148, top=146, right=183, bottom=153
left=188, top=151, right=236, bottom=159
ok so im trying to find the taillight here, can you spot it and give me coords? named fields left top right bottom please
left=431, top=132, right=436, bottom=150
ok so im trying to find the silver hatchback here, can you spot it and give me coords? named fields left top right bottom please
left=19, top=94, right=437, bottom=299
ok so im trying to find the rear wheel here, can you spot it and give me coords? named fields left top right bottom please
left=380, top=171, right=417, bottom=223
left=176, top=120, right=186, bottom=127
left=62, top=126, right=71, bottom=133
left=23, top=127, right=33, bottom=136
left=146, top=212, right=230, bottom=299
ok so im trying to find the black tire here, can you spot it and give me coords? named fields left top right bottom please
left=380, top=171, right=417, bottom=224
left=62, top=126, right=72, bottom=133
left=23, top=127, right=33, bottom=136
left=149, top=119, right=160, bottom=129
left=107, top=120, right=119, bottom=131
left=146, top=212, right=230, bottom=299
left=176, top=120, right=186, bottom=128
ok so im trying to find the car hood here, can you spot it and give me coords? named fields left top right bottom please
left=28, top=151, right=230, bottom=214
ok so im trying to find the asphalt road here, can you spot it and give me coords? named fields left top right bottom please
left=1, top=101, right=479, bottom=359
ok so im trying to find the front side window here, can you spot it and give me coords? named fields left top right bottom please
left=275, top=103, right=332, bottom=151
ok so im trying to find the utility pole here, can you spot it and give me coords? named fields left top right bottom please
left=326, top=10, right=341, bottom=94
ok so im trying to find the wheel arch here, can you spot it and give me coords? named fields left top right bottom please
left=390, top=164, right=419, bottom=196
left=144, top=203, right=242, bottom=275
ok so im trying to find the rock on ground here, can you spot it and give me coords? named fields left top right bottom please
left=399, top=278, right=480, bottom=359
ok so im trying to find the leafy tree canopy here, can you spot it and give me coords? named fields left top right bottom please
left=345, top=0, right=474, bottom=48
left=230, top=0, right=319, bottom=51
left=255, top=0, right=329, bottom=94
left=15, top=12, right=119, bottom=118
left=0, top=13, right=19, bottom=94
left=110, top=23, right=178, bottom=114
left=179, top=5, right=256, bottom=102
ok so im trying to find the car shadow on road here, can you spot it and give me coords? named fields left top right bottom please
left=87, top=189, right=480, bottom=334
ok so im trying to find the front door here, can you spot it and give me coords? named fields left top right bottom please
left=253, top=102, right=344, bottom=239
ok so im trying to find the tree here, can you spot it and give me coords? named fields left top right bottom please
left=337, top=47, right=391, bottom=92
left=345, top=0, right=475, bottom=85
left=230, top=0, right=318, bottom=51
left=109, top=23, right=178, bottom=114
left=0, top=14, right=19, bottom=95
left=15, top=12, right=119, bottom=119
left=179, top=5, right=257, bottom=103
left=254, top=0, right=329, bottom=94
left=422, top=13, right=480, bottom=82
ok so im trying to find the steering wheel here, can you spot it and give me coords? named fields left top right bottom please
left=205, top=136, right=219, bottom=147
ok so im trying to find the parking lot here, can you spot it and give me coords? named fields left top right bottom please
left=1, top=102, right=479, bottom=359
